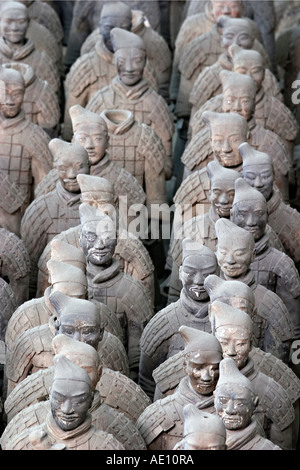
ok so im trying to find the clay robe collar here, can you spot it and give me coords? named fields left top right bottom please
left=226, top=418, right=258, bottom=450
left=46, top=411, right=93, bottom=441
left=55, top=180, right=81, bottom=207
left=87, top=257, right=120, bottom=284
left=102, top=110, right=135, bottom=136
left=95, top=36, right=113, bottom=64
left=112, top=76, right=149, bottom=101
left=0, top=37, right=35, bottom=60
left=177, top=375, right=215, bottom=409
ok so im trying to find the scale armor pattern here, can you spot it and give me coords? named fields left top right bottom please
left=181, top=127, right=213, bottom=171
left=99, top=330, right=130, bottom=376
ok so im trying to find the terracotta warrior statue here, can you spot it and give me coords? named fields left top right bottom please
left=35, top=175, right=155, bottom=305
left=3, top=354, right=125, bottom=450
left=1, top=62, right=60, bottom=138
left=240, top=142, right=300, bottom=273
left=175, top=14, right=270, bottom=121
left=211, top=300, right=296, bottom=450
left=80, top=7, right=172, bottom=102
left=0, top=1, right=60, bottom=94
left=136, top=327, right=223, bottom=450
left=230, top=177, right=300, bottom=341
left=168, top=160, right=240, bottom=302
left=4, top=334, right=152, bottom=426
left=5, top=290, right=130, bottom=395
left=214, top=357, right=281, bottom=450
left=0, top=277, right=17, bottom=342
left=86, top=27, right=174, bottom=180
left=1, top=334, right=146, bottom=451
left=99, top=108, right=168, bottom=209
left=139, top=239, right=218, bottom=398
left=0, top=226, right=30, bottom=307
left=64, top=0, right=161, bottom=73
left=214, top=218, right=294, bottom=363
left=79, top=203, right=154, bottom=380
left=63, top=2, right=159, bottom=142
left=190, top=39, right=283, bottom=116
left=189, top=74, right=291, bottom=202
left=0, top=65, right=53, bottom=237
left=4, top=258, right=88, bottom=356
left=20, top=139, right=90, bottom=296
left=173, top=403, right=227, bottom=451
left=191, top=55, right=298, bottom=156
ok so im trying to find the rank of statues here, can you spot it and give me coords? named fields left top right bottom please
left=0, top=0, right=299, bottom=451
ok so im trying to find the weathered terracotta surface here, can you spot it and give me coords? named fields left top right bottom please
left=5, top=290, right=130, bottom=395
left=1, top=334, right=146, bottom=451
left=214, top=357, right=281, bottom=450
left=0, top=2, right=60, bottom=93
left=173, top=404, right=227, bottom=451
left=139, top=239, right=218, bottom=398
left=240, top=142, right=300, bottom=273
left=137, top=327, right=223, bottom=450
left=3, top=354, right=125, bottom=450
left=20, top=139, right=90, bottom=296
left=0, top=65, right=53, bottom=236
left=79, top=203, right=154, bottom=380
left=63, top=4, right=159, bottom=141
left=86, top=27, right=174, bottom=180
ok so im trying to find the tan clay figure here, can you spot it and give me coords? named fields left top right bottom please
left=0, top=277, right=17, bottom=342
left=1, top=62, right=60, bottom=137
left=211, top=300, right=295, bottom=450
left=3, top=354, right=125, bottom=450
left=0, top=65, right=53, bottom=236
left=190, top=42, right=283, bottom=117
left=62, top=2, right=159, bottom=142
left=0, top=1, right=60, bottom=94
left=80, top=7, right=172, bottom=101
left=240, top=142, right=300, bottom=273
left=190, top=73, right=291, bottom=202
left=0, top=226, right=30, bottom=307
left=35, top=176, right=155, bottom=305
left=214, top=357, right=281, bottom=450
left=230, top=177, right=300, bottom=341
left=214, top=218, right=294, bottom=363
left=5, top=290, right=130, bottom=395
left=175, top=14, right=270, bottom=120
left=173, top=403, right=227, bottom=450
left=99, top=108, right=168, bottom=209
left=139, top=239, right=218, bottom=398
left=137, top=327, right=223, bottom=450
left=20, top=139, right=90, bottom=296
left=79, top=203, right=154, bottom=380
left=1, top=334, right=146, bottom=451
left=86, top=27, right=174, bottom=180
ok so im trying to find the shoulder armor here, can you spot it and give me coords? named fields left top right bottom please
left=190, top=94, right=223, bottom=136
left=265, top=97, right=299, bottom=141
left=36, top=81, right=60, bottom=128
left=149, top=94, right=174, bottom=138
left=254, top=371, right=295, bottom=430
left=34, top=169, right=58, bottom=198
left=80, top=29, right=98, bottom=55
left=118, top=273, right=153, bottom=323
left=0, top=278, right=17, bottom=340
left=152, top=351, right=186, bottom=394
left=0, top=227, right=30, bottom=279
left=98, top=330, right=130, bottom=376
left=139, top=123, right=165, bottom=174
left=263, top=69, right=283, bottom=102
left=111, top=164, right=146, bottom=206
left=66, top=52, right=99, bottom=98
left=115, top=231, right=154, bottom=280
left=0, top=170, right=27, bottom=213
left=174, top=168, right=210, bottom=206
left=268, top=248, right=300, bottom=297
left=179, top=35, right=209, bottom=80
left=190, top=63, right=222, bottom=109
left=97, top=367, right=151, bottom=422
left=250, top=347, right=300, bottom=404
left=181, top=127, right=213, bottom=170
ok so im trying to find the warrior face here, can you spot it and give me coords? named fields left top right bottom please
left=115, top=47, right=146, bottom=86
left=80, top=219, right=117, bottom=268
left=210, top=125, right=245, bottom=168
left=221, top=21, right=253, bottom=53
left=1, top=6, right=28, bottom=46
left=215, top=383, right=256, bottom=430
left=215, top=325, right=251, bottom=369
left=73, top=123, right=108, bottom=166
left=185, top=354, right=220, bottom=395
left=56, top=153, right=90, bottom=193
left=209, top=178, right=236, bottom=217
left=211, top=0, right=243, bottom=21
left=230, top=199, right=268, bottom=241
left=216, top=234, right=254, bottom=278
left=50, top=378, right=92, bottom=432
left=242, top=163, right=274, bottom=201
left=222, top=87, right=255, bottom=121
left=179, top=255, right=218, bottom=302
left=0, top=78, right=24, bottom=118
left=55, top=310, right=102, bottom=350
left=233, top=55, right=265, bottom=91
